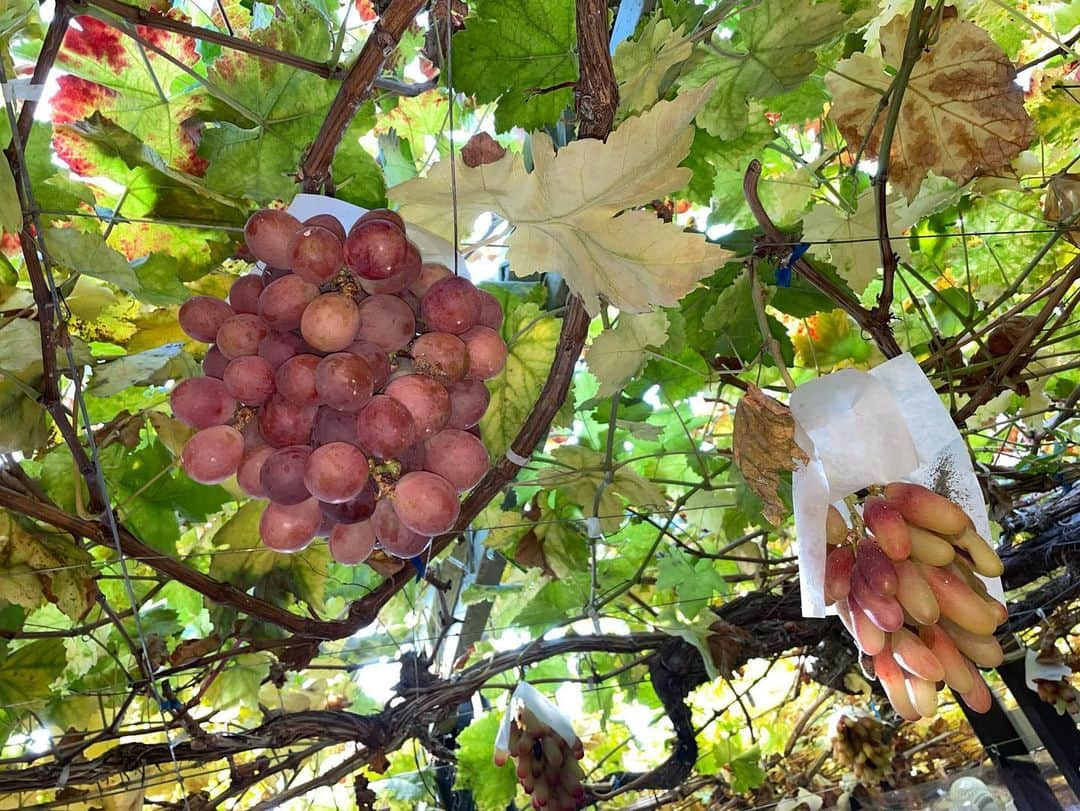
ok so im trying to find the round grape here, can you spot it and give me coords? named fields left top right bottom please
left=300, top=293, right=361, bottom=352
left=170, top=377, right=236, bottom=429
left=477, top=289, right=503, bottom=330
left=223, top=355, right=276, bottom=405
left=329, top=520, right=377, bottom=564
left=461, top=326, right=508, bottom=379
left=320, top=480, right=377, bottom=524
left=237, top=446, right=274, bottom=498
left=355, top=395, right=417, bottom=459
left=179, top=296, right=233, bottom=343
left=446, top=379, right=490, bottom=429
left=313, top=406, right=361, bottom=446
left=315, top=352, right=373, bottom=413
left=228, top=274, right=264, bottom=314
left=410, top=332, right=469, bottom=382
left=216, top=314, right=269, bottom=359
left=244, top=208, right=301, bottom=268
left=384, top=374, right=450, bottom=439
left=424, top=428, right=488, bottom=491
left=258, top=274, right=320, bottom=332
left=303, top=213, right=347, bottom=242
left=202, top=345, right=228, bottom=379
left=357, top=208, right=406, bottom=232
left=393, top=471, right=459, bottom=535
left=344, top=219, right=409, bottom=280
left=421, top=276, right=482, bottom=334
left=289, top=225, right=344, bottom=284
left=355, top=294, right=415, bottom=352
left=181, top=424, right=244, bottom=484
left=258, top=330, right=307, bottom=368
left=396, top=441, right=427, bottom=474
left=258, top=395, right=317, bottom=447
left=371, top=498, right=431, bottom=559
left=347, top=341, right=391, bottom=390
left=304, top=442, right=369, bottom=503
left=259, top=498, right=321, bottom=552
left=260, top=445, right=312, bottom=505
left=409, top=263, right=452, bottom=298
left=276, top=354, right=322, bottom=407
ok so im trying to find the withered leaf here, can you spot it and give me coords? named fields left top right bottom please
left=827, top=15, right=1034, bottom=199
left=732, top=385, right=808, bottom=525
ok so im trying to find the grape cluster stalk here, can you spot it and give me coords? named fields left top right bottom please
left=831, top=714, right=891, bottom=784
left=492, top=706, right=588, bottom=810
left=825, top=482, right=1007, bottom=720
left=173, top=207, right=507, bottom=563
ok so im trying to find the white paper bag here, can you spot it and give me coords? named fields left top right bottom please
left=790, top=353, right=1002, bottom=618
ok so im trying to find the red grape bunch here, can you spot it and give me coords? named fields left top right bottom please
left=493, top=705, right=588, bottom=810
left=825, top=482, right=1007, bottom=720
left=172, top=207, right=507, bottom=563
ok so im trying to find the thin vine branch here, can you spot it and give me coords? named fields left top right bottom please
left=299, top=0, right=427, bottom=192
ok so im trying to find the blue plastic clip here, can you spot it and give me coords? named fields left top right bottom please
left=776, top=242, right=810, bottom=288
left=409, top=555, right=426, bottom=581
left=160, top=697, right=182, bottom=713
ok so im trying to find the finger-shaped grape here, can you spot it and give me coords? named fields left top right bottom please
left=824, top=546, right=855, bottom=605
left=541, top=735, right=564, bottom=769
left=937, top=618, right=1004, bottom=668
left=890, top=627, right=944, bottom=682
left=850, top=569, right=904, bottom=632
left=950, top=559, right=1008, bottom=625
left=826, top=505, right=849, bottom=546
left=873, top=647, right=921, bottom=721
left=918, top=563, right=998, bottom=636
left=918, top=624, right=975, bottom=694
left=854, top=538, right=898, bottom=595
left=958, top=662, right=993, bottom=713
left=907, top=524, right=956, bottom=567
left=905, top=675, right=938, bottom=718
left=862, top=498, right=912, bottom=560
left=894, top=559, right=940, bottom=625
left=950, top=525, right=1004, bottom=577
left=847, top=595, right=887, bottom=655
left=884, top=482, right=969, bottom=535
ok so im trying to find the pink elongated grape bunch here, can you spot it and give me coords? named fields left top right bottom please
left=173, top=208, right=507, bottom=565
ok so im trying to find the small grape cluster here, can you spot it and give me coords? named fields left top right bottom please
left=493, top=707, right=587, bottom=810
left=831, top=715, right=891, bottom=784
left=825, top=482, right=1007, bottom=720
left=1032, top=647, right=1080, bottom=716
left=172, top=207, right=506, bottom=563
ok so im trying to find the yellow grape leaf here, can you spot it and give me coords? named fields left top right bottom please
left=391, top=85, right=731, bottom=314
left=732, top=386, right=808, bottom=525
left=826, top=15, right=1034, bottom=200
left=0, top=511, right=99, bottom=620
left=480, top=302, right=560, bottom=457
left=801, top=190, right=914, bottom=293
left=612, top=14, right=693, bottom=117
left=585, top=311, right=669, bottom=396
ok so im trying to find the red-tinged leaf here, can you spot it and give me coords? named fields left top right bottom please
left=55, top=15, right=207, bottom=173
left=355, top=0, right=377, bottom=21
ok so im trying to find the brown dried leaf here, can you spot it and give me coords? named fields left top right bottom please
left=169, top=635, right=222, bottom=666
left=1044, top=172, right=1080, bottom=247
left=513, top=529, right=555, bottom=577
left=461, top=132, right=507, bottom=168
left=732, top=385, right=808, bottom=525
left=826, top=15, right=1034, bottom=199
left=706, top=619, right=751, bottom=678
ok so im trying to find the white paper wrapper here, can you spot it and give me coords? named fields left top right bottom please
left=790, top=353, right=1003, bottom=618
left=493, top=682, right=580, bottom=761
left=271, top=193, right=469, bottom=276
left=1024, top=649, right=1073, bottom=689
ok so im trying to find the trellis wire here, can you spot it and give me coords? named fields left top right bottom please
left=0, top=59, right=192, bottom=811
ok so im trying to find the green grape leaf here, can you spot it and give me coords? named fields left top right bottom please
left=453, top=711, right=519, bottom=810
left=88, top=344, right=197, bottom=397
left=42, top=227, right=140, bottom=293
left=613, top=13, right=693, bottom=117
left=209, top=503, right=276, bottom=589
left=0, top=159, right=19, bottom=233
left=480, top=302, right=560, bottom=457
left=677, top=0, right=846, bottom=139
left=452, top=0, right=576, bottom=133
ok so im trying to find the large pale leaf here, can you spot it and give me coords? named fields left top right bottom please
left=586, top=311, right=669, bottom=396
left=0, top=639, right=66, bottom=706
left=392, top=86, right=731, bottom=314
left=677, top=0, right=846, bottom=139
left=826, top=15, right=1035, bottom=200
